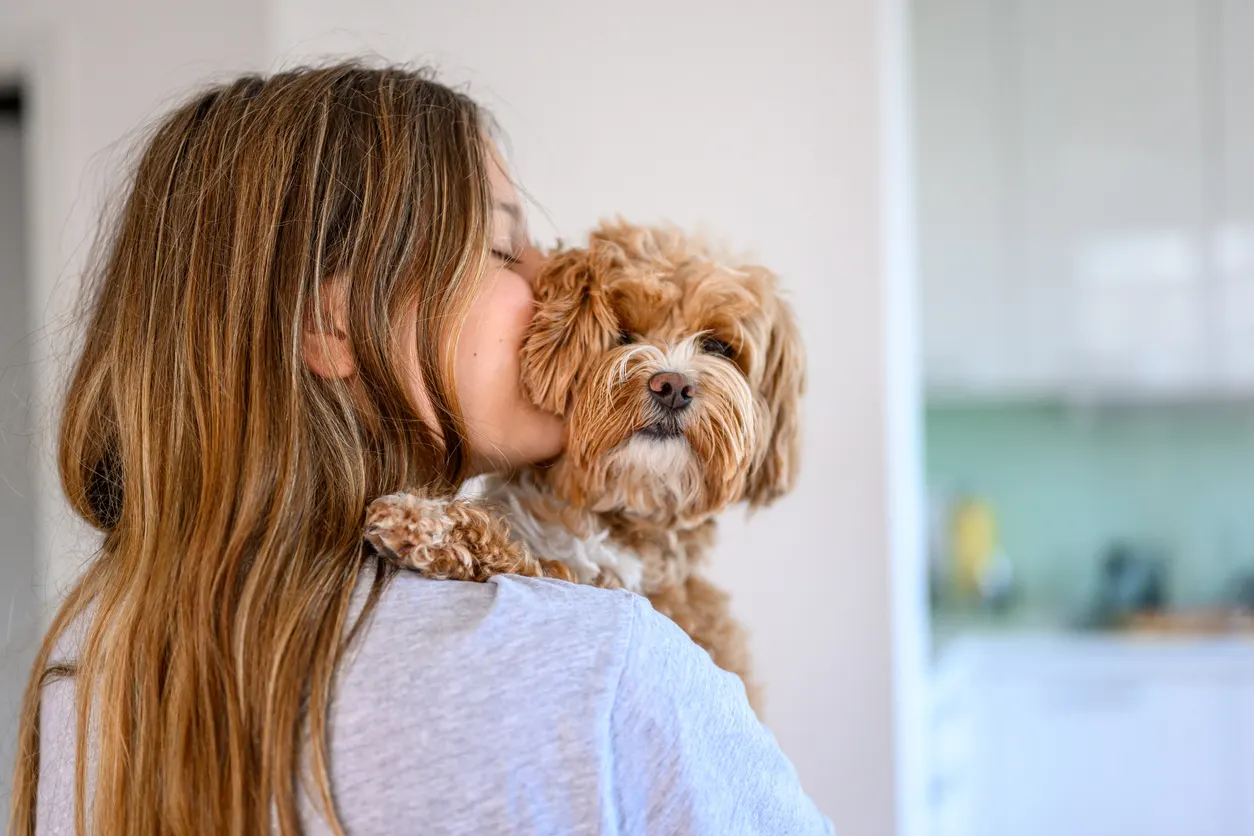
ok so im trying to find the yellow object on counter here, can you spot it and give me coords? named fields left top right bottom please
left=951, top=496, right=998, bottom=598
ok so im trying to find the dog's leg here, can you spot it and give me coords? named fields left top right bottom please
left=364, top=491, right=578, bottom=583
left=648, top=574, right=762, bottom=714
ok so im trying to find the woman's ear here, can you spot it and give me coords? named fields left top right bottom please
left=303, top=276, right=356, bottom=380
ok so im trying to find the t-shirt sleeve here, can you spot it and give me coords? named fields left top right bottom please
left=608, top=595, right=835, bottom=835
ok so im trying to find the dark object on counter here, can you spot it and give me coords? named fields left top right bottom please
left=1084, top=541, right=1167, bottom=629
left=1228, top=570, right=1254, bottom=612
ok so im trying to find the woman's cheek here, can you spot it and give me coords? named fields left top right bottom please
left=489, top=274, right=564, bottom=459
left=455, top=271, right=538, bottom=445
left=497, top=272, right=539, bottom=339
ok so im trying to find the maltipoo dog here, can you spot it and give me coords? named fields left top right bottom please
left=364, top=221, right=804, bottom=708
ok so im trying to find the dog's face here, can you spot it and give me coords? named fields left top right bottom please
left=521, top=222, right=804, bottom=524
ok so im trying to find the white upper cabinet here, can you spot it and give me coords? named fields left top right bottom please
left=1217, top=0, right=1254, bottom=387
left=1017, top=0, right=1210, bottom=394
left=915, top=0, right=1251, bottom=399
left=915, top=0, right=1017, bottom=395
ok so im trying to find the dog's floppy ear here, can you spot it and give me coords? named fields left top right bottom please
left=745, top=292, right=806, bottom=508
left=521, top=245, right=619, bottom=416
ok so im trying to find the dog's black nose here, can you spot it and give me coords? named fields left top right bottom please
left=648, top=371, right=695, bottom=411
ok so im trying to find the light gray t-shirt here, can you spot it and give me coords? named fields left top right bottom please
left=37, top=566, right=833, bottom=834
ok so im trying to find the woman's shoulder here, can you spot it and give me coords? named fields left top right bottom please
left=336, top=567, right=645, bottom=718
left=361, top=567, right=641, bottom=648
left=346, top=566, right=732, bottom=708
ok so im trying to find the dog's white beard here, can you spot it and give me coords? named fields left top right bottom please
left=592, top=436, right=704, bottom=515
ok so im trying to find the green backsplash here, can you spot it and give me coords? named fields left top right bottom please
left=926, top=401, right=1254, bottom=614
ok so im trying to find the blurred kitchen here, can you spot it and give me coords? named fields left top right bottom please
left=913, top=1, right=1254, bottom=834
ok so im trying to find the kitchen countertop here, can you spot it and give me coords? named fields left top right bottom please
left=931, top=604, right=1254, bottom=656
left=931, top=604, right=1075, bottom=649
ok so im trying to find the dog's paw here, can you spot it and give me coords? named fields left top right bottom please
left=364, top=491, right=459, bottom=571
left=364, top=490, right=584, bottom=584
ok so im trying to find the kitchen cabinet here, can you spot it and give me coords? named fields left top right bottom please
left=914, top=0, right=1017, bottom=394
left=1017, top=0, right=1210, bottom=395
left=1217, top=0, right=1254, bottom=387
left=1238, top=678, right=1254, bottom=830
left=931, top=636, right=1254, bottom=836
left=914, top=0, right=1253, bottom=400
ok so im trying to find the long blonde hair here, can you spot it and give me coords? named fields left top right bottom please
left=9, top=63, right=496, bottom=834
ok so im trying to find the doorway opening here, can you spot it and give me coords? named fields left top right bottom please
left=0, top=78, right=38, bottom=818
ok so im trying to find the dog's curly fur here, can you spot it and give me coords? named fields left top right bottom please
left=365, top=220, right=805, bottom=710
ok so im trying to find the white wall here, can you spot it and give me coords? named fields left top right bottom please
left=272, top=2, right=923, bottom=831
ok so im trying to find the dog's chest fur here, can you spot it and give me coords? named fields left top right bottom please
left=461, top=474, right=709, bottom=594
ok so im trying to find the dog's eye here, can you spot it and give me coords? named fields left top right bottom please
left=702, top=337, right=736, bottom=359
left=618, top=330, right=637, bottom=346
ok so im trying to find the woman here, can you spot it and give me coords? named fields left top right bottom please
left=9, top=63, right=832, bottom=835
